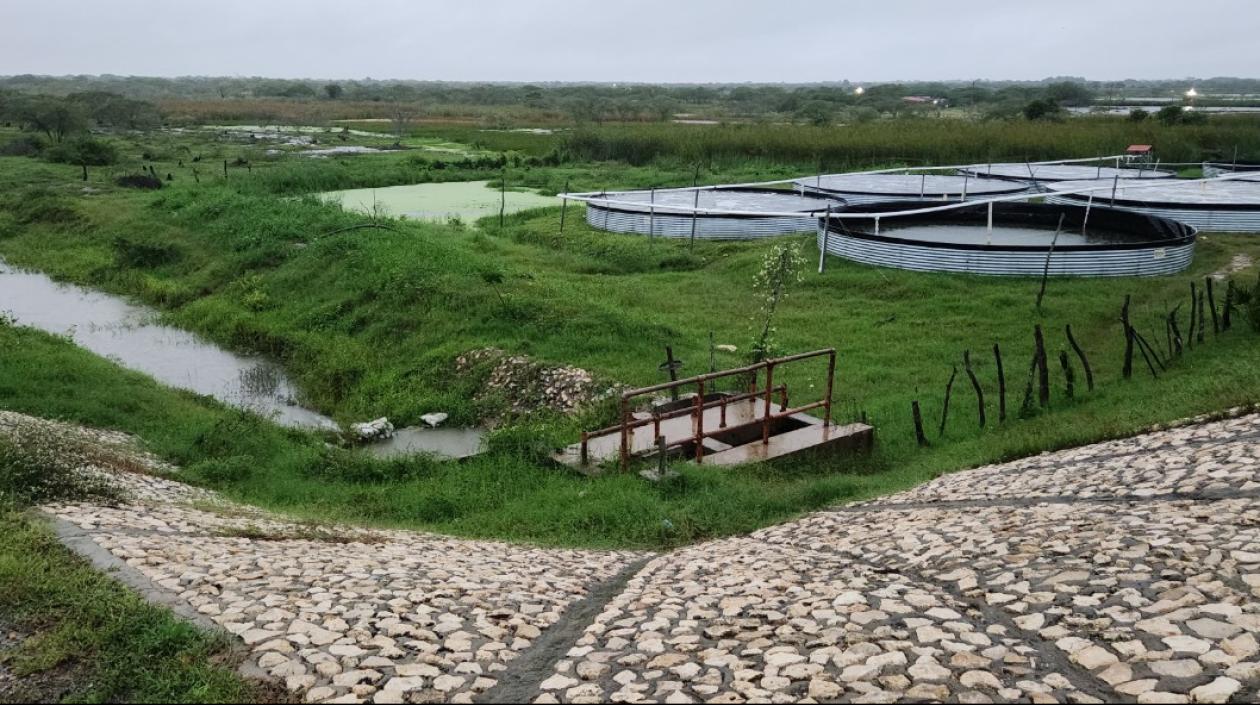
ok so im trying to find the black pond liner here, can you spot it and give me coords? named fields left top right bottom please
left=818, top=201, right=1196, bottom=277
left=1203, top=161, right=1260, bottom=179
left=1046, top=179, right=1260, bottom=233
left=584, top=187, right=841, bottom=239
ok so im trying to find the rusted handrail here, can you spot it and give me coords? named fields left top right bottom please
left=635, top=398, right=830, bottom=466
left=613, top=349, right=836, bottom=471
left=581, top=385, right=787, bottom=440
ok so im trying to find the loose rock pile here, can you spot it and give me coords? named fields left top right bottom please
left=455, top=348, right=611, bottom=419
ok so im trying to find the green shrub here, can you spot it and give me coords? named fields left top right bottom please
left=0, top=428, right=121, bottom=506
left=3, top=189, right=80, bottom=225
left=0, top=134, right=47, bottom=157
left=116, top=173, right=163, bottom=190
left=112, top=236, right=181, bottom=268
left=44, top=136, right=119, bottom=166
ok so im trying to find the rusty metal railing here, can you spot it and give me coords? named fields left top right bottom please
left=585, top=349, right=835, bottom=472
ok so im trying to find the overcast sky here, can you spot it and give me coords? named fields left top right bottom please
left=2, top=0, right=1256, bottom=83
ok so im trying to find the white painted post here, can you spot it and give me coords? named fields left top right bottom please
left=1082, top=194, right=1093, bottom=236
left=986, top=201, right=994, bottom=245
left=818, top=206, right=832, bottom=274
left=689, top=187, right=700, bottom=246
left=961, top=174, right=969, bottom=201
left=649, top=187, right=656, bottom=238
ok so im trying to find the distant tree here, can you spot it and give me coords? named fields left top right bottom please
left=1128, top=108, right=1150, bottom=122
left=1181, top=109, right=1209, bottom=126
left=324, top=83, right=344, bottom=100
left=1156, top=105, right=1185, bottom=125
left=281, top=83, right=317, bottom=99
left=44, top=135, right=118, bottom=167
left=796, top=100, right=834, bottom=126
left=67, top=92, right=160, bottom=130
left=848, top=106, right=880, bottom=124
left=521, top=85, right=545, bottom=109
left=1023, top=99, right=1063, bottom=121
left=390, top=103, right=416, bottom=140
left=16, top=97, right=88, bottom=142
left=1044, top=81, right=1094, bottom=107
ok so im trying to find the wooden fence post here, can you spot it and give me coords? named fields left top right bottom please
left=912, top=400, right=928, bottom=447
left=1034, top=325, right=1050, bottom=407
left=938, top=366, right=958, bottom=437
left=1065, top=324, right=1094, bottom=391
left=1122, top=295, right=1134, bottom=378
left=1059, top=350, right=1075, bottom=400
left=993, top=343, right=1007, bottom=422
left=963, top=350, right=985, bottom=428
left=1207, top=277, right=1220, bottom=335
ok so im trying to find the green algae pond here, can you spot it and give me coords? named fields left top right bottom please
left=319, top=180, right=559, bottom=223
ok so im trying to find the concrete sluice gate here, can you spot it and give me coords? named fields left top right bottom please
left=583, top=187, right=841, bottom=239
left=957, top=163, right=1177, bottom=190
left=1045, top=179, right=1260, bottom=233
left=793, top=174, right=1029, bottom=205
left=817, top=201, right=1196, bottom=277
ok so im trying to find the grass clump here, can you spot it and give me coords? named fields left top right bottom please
left=0, top=425, right=122, bottom=506
left=0, top=512, right=269, bottom=702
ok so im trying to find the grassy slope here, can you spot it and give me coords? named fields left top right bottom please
left=0, top=510, right=265, bottom=703
left=1, top=129, right=1260, bottom=549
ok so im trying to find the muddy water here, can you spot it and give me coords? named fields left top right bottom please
left=319, top=180, right=557, bottom=223
left=363, top=426, right=486, bottom=460
left=0, top=261, right=485, bottom=458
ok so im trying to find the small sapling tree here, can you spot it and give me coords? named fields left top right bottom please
left=749, top=241, right=806, bottom=364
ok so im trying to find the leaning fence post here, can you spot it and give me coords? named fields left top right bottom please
left=993, top=343, right=1007, bottom=422
left=1206, top=277, right=1220, bottom=335
left=1059, top=350, right=1076, bottom=400
left=1197, top=288, right=1206, bottom=344
left=938, top=366, right=958, bottom=437
left=1188, top=282, right=1198, bottom=349
left=1122, top=295, right=1135, bottom=378
left=963, top=350, right=985, bottom=428
left=1034, top=324, right=1050, bottom=407
left=1065, top=324, right=1094, bottom=391
left=912, top=400, right=928, bottom=447
left=1224, top=280, right=1235, bottom=331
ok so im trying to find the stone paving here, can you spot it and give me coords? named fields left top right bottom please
left=40, top=468, right=642, bottom=705
left=538, top=412, right=1260, bottom=704
left=18, top=409, right=1260, bottom=703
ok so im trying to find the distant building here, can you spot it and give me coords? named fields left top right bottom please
left=902, top=96, right=948, bottom=107
left=1126, top=144, right=1154, bottom=162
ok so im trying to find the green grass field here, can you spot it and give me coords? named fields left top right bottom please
left=2, top=123, right=1260, bottom=549
left=0, top=509, right=266, bottom=702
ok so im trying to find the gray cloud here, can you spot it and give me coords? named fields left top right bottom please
left=1, top=0, right=1255, bottom=82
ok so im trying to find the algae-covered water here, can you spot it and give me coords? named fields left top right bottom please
left=319, top=181, right=558, bottom=223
